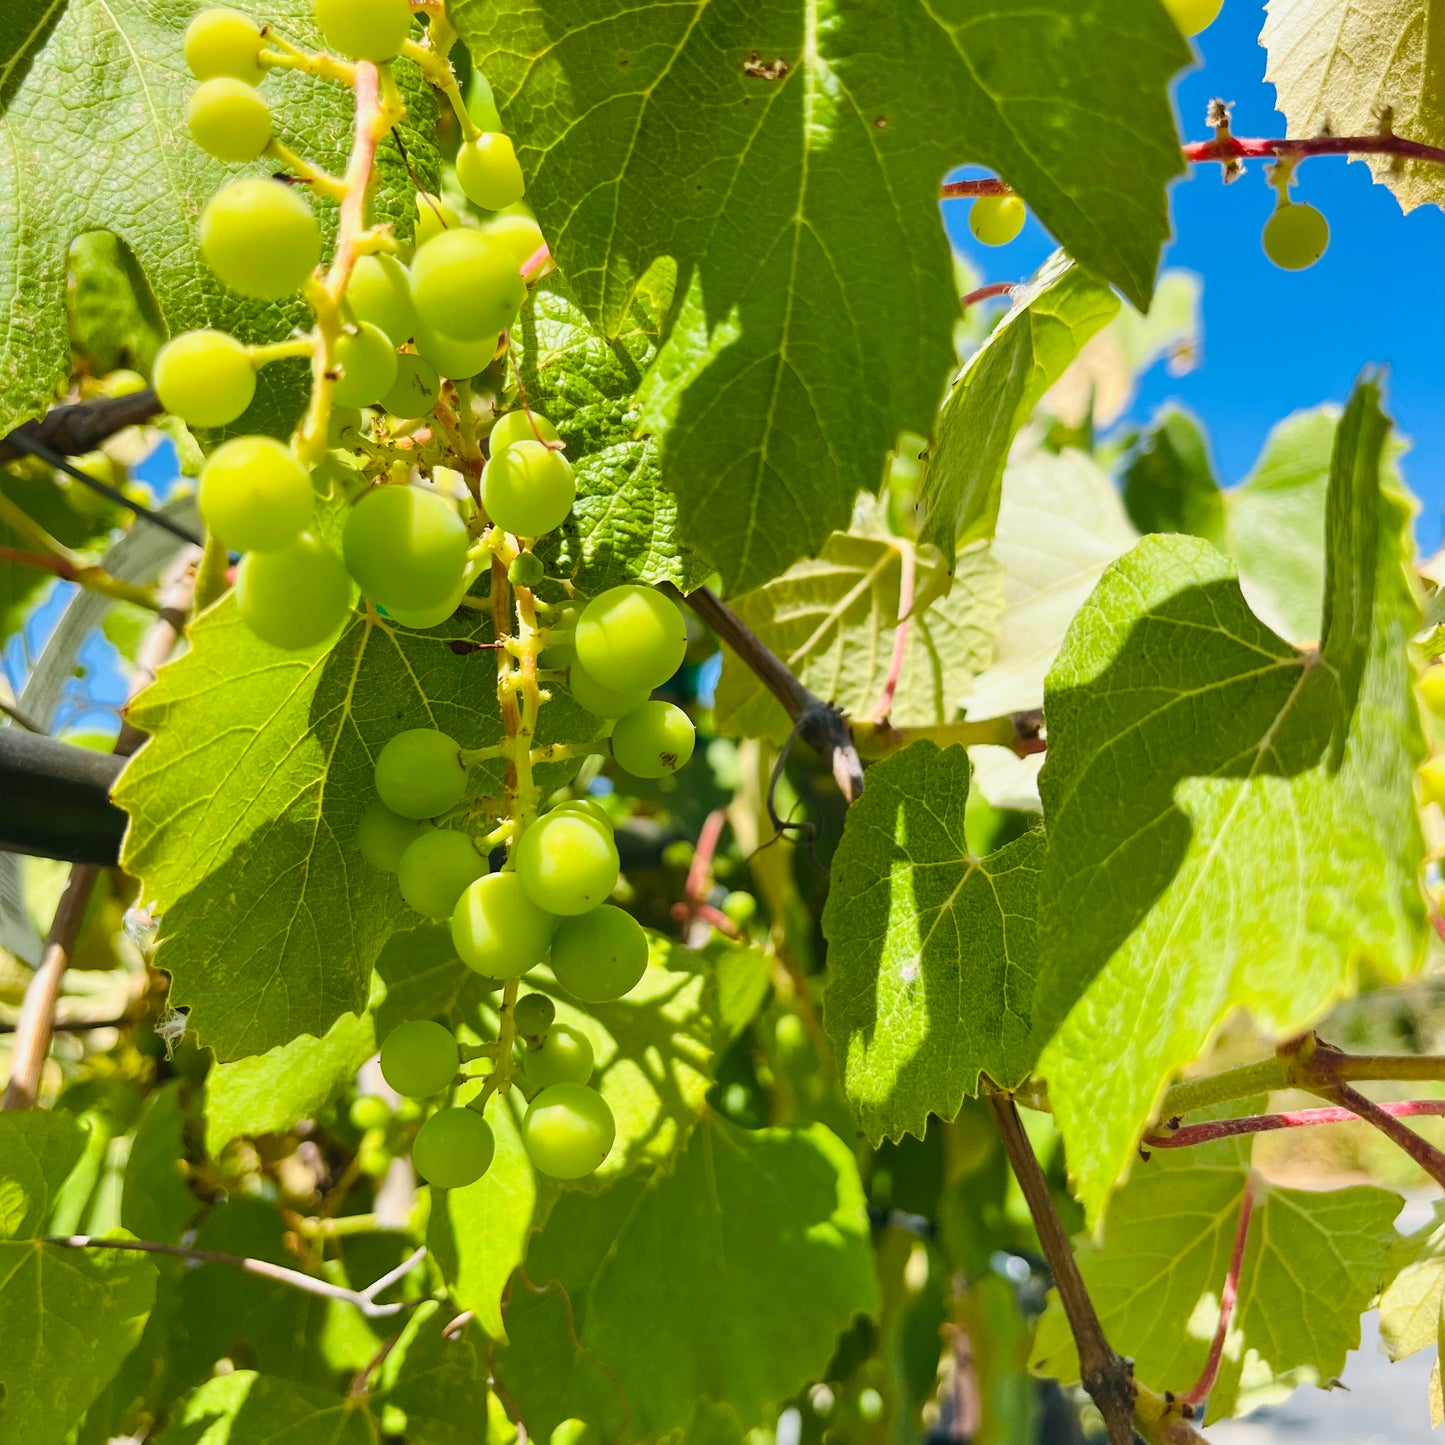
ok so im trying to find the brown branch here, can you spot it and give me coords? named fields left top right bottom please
left=1181, top=1176, right=1256, bottom=1409
left=0, top=389, right=161, bottom=465
left=1309, top=1080, right=1445, bottom=1189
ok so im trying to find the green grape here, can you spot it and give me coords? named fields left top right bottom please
left=773, top=1011, right=807, bottom=1058
left=414, top=320, right=500, bottom=381
left=508, top=552, right=545, bottom=588
left=660, top=838, right=694, bottom=870
left=1163, top=0, right=1224, bottom=35
left=384, top=579, right=468, bottom=629
left=98, top=369, right=149, bottom=398
left=198, top=435, right=312, bottom=552
left=549, top=905, right=648, bottom=1002
left=1422, top=667, right=1445, bottom=717
left=1262, top=201, right=1329, bottom=271
left=574, top=584, right=688, bottom=695
left=856, top=1389, right=884, bottom=1423
left=200, top=177, right=321, bottom=299
left=485, top=213, right=547, bottom=271
left=410, top=229, right=526, bottom=343
left=153, top=329, right=255, bottom=429
left=346, top=254, right=417, bottom=345
left=343, top=484, right=468, bottom=612
left=413, top=1107, right=496, bottom=1188
left=488, top=408, right=559, bottom=455
left=450, top=871, right=556, bottom=978
left=538, top=641, right=574, bottom=672
left=313, top=0, right=412, bottom=62
left=357, top=800, right=432, bottom=872
left=550, top=798, right=613, bottom=831
left=398, top=830, right=487, bottom=919
left=414, top=190, right=460, bottom=247
left=515, top=807, right=620, bottom=916
left=455, top=132, right=526, bottom=211
left=187, top=76, right=271, bottom=162
left=379, top=1019, right=459, bottom=1097
left=968, top=194, right=1026, bottom=246
left=721, top=890, right=757, bottom=925
left=357, top=1135, right=390, bottom=1177
left=349, top=1094, right=392, bottom=1130
left=522, top=1083, right=616, bottom=1179
left=610, top=700, right=696, bottom=779
left=236, top=534, right=352, bottom=650
left=329, top=405, right=365, bottom=448
left=482, top=439, right=576, bottom=537
left=184, top=7, right=265, bottom=84
left=466, top=68, right=503, bottom=133
left=1421, top=757, right=1445, bottom=808
left=513, top=991, right=555, bottom=1039
left=334, top=322, right=399, bottom=408
left=373, top=727, right=468, bottom=819
left=523, top=1023, right=593, bottom=1090
left=379, top=353, right=441, bottom=419
left=566, top=659, right=649, bottom=719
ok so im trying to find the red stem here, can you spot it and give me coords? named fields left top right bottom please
left=1180, top=1176, right=1257, bottom=1410
left=1314, top=1081, right=1445, bottom=1190
left=872, top=543, right=915, bottom=723
left=1146, top=1098, right=1445, bottom=1149
left=960, top=282, right=1017, bottom=309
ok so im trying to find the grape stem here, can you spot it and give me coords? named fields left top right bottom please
left=259, top=29, right=357, bottom=86
left=1145, top=1098, right=1445, bottom=1149
left=263, top=139, right=347, bottom=201
left=853, top=712, right=1046, bottom=760
left=399, top=35, right=479, bottom=142
left=1181, top=1176, right=1257, bottom=1410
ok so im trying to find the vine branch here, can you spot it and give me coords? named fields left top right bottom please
left=0, top=389, right=161, bottom=463
left=1146, top=1098, right=1445, bottom=1149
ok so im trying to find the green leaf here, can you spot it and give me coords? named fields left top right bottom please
left=1121, top=406, right=1227, bottom=543
left=374, top=1301, right=491, bottom=1445
left=373, top=923, right=496, bottom=1039
left=493, top=1117, right=878, bottom=1441
left=457, top=1, right=1185, bottom=591
left=921, top=253, right=1121, bottom=557
left=1031, top=1131, right=1401, bottom=1421
left=822, top=743, right=1042, bottom=1142
left=121, top=1081, right=197, bottom=1243
left=1033, top=376, right=1427, bottom=1221
left=115, top=601, right=597, bottom=1060
left=715, top=532, right=1000, bottom=743
left=67, top=230, right=165, bottom=377
left=1381, top=1200, right=1445, bottom=1363
left=0, top=1109, right=86, bottom=1238
left=154, top=1371, right=372, bottom=1445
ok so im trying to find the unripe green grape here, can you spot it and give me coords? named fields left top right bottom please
left=379, top=353, right=441, bottom=420
left=1421, top=757, right=1445, bottom=809
left=550, top=905, right=648, bottom=1002
left=660, top=838, right=694, bottom=871
left=485, top=213, right=547, bottom=271
left=488, top=408, right=559, bottom=455
left=200, top=177, right=321, bottom=299
left=524, top=1023, right=593, bottom=1090
left=508, top=552, right=545, bottom=588
left=514, top=808, right=620, bottom=915
left=384, top=580, right=468, bottom=629
left=379, top=1019, right=459, bottom=1097
left=721, top=890, right=757, bottom=926
left=513, top=991, right=555, bottom=1040
left=1421, top=666, right=1445, bottom=716
left=1163, top=0, right=1224, bottom=35
left=414, top=322, right=500, bottom=382
left=455, top=132, right=526, bottom=211
left=333, top=322, right=399, bottom=408
left=346, top=254, right=417, bottom=345
left=357, top=1135, right=390, bottom=1177
left=343, top=484, right=468, bottom=612
left=398, top=830, right=487, bottom=919
left=329, top=405, right=365, bottom=449
left=968, top=194, right=1026, bottom=246
left=575, top=585, right=688, bottom=696
left=550, top=1423, right=598, bottom=1445
left=153, top=329, right=255, bottom=429
left=522, top=1083, right=616, bottom=1179
left=414, top=191, right=460, bottom=247
left=349, top=1094, right=392, bottom=1130
left=467, top=68, right=503, bottom=133
left=357, top=800, right=432, bottom=872
left=773, top=1011, right=807, bottom=1058
left=413, top=1107, right=495, bottom=1189
left=374, top=727, right=468, bottom=819
left=187, top=77, right=271, bottom=162
left=566, top=659, right=650, bottom=719
left=611, top=700, right=696, bottom=779
left=236, top=534, right=352, bottom=649
left=313, top=0, right=412, bottom=62
left=450, top=871, right=557, bottom=978
left=410, top=228, right=526, bottom=343
left=1262, top=201, right=1329, bottom=271
left=550, top=798, right=614, bottom=831
left=98, top=369, right=149, bottom=398
left=856, top=1389, right=884, bottom=1423
left=184, top=7, right=265, bottom=85
left=199, top=435, right=311, bottom=552
left=483, top=439, right=575, bottom=537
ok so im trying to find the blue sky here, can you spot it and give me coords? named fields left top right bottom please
left=945, top=0, right=1445, bottom=553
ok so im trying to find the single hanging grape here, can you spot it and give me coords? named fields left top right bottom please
left=549, top=905, right=649, bottom=1002
left=574, top=584, right=688, bottom=695
left=235, top=535, right=352, bottom=650
left=373, top=727, right=468, bottom=819
left=349, top=1094, right=392, bottom=1130
left=200, top=177, right=321, bottom=299
left=455, top=133, right=526, bottom=211
left=380, top=1019, right=459, bottom=1097
left=357, top=801, right=432, bottom=872
left=333, top=322, right=399, bottom=408
left=343, top=484, right=468, bottom=613
left=523, top=1024, right=594, bottom=1090
left=379, top=353, right=441, bottom=420
left=413, top=1107, right=496, bottom=1188
left=346, top=254, right=417, bottom=346
left=482, top=439, right=576, bottom=537
left=522, top=1083, right=616, bottom=1179
left=508, top=553, right=545, bottom=589
left=514, top=807, right=620, bottom=916
left=1164, top=0, right=1224, bottom=36
left=198, top=436, right=312, bottom=552
left=184, top=7, right=265, bottom=85
left=414, top=320, right=500, bottom=382
left=488, top=409, right=559, bottom=455
left=187, top=77, right=271, bottom=162
left=410, top=229, right=526, bottom=342
left=450, top=871, right=556, bottom=979
left=1421, top=758, right=1445, bottom=809
left=153, top=329, right=255, bottom=429
left=1262, top=201, right=1329, bottom=271
left=968, top=194, right=1026, bottom=246
left=398, top=831, right=487, bottom=919
left=513, top=992, right=555, bottom=1040
left=313, top=0, right=413, bottom=63
left=610, top=700, right=696, bottom=779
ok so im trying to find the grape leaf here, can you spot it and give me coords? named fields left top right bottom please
left=921, top=253, right=1121, bottom=558
left=1033, top=376, right=1426, bottom=1221
left=715, top=532, right=1000, bottom=743
left=121, top=1082, right=197, bottom=1243
left=493, top=1117, right=878, bottom=1441
left=456, top=0, right=1186, bottom=591
left=822, top=743, right=1042, bottom=1142
left=1031, top=1130, right=1401, bottom=1421
left=67, top=230, right=165, bottom=378
left=155, top=1371, right=372, bottom=1445
left=1262, top=0, right=1445, bottom=213
left=1381, top=1200, right=1445, bottom=1363
left=116, top=601, right=598, bottom=1061
left=0, top=1109, right=86, bottom=1237
left=373, top=923, right=496, bottom=1038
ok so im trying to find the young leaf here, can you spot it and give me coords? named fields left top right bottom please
left=154, top=1370, right=373, bottom=1445
left=1381, top=1199, right=1445, bottom=1363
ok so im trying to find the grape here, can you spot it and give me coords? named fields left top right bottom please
left=508, top=552, right=545, bottom=588
left=566, top=659, right=650, bottom=719
left=358, top=801, right=432, bottom=872
left=1163, top=0, right=1224, bottom=35
left=721, top=890, right=757, bottom=925
left=513, top=992, right=555, bottom=1039
left=188, top=77, right=271, bottom=162
left=514, top=808, right=620, bottom=915
left=184, top=8, right=265, bottom=85
left=1422, top=667, right=1445, bottom=716
left=153, top=329, right=255, bottom=429
left=1421, top=758, right=1445, bottom=808
left=489, top=408, right=559, bottom=455
left=374, top=728, right=468, bottom=819
left=343, top=484, right=468, bottom=612
left=467, top=69, right=503, bottom=132
left=410, top=229, right=526, bottom=343
left=773, top=1011, right=807, bottom=1058
left=450, top=871, right=557, bottom=978
left=384, top=580, right=468, bottom=629
left=349, top=1094, right=392, bottom=1131
left=198, top=435, right=312, bottom=552
left=610, top=700, right=696, bottom=779
left=334, top=322, right=399, bottom=408
left=236, top=534, right=352, bottom=649
left=200, top=178, right=321, bottom=299
left=523, top=1023, right=594, bottom=1090
left=483, top=439, right=576, bottom=537
left=346, top=254, right=416, bottom=346
left=574, top=585, right=688, bottom=695
left=398, top=830, right=488, bottom=918
left=329, top=406, right=365, bottom=449
left=413, top=1107, right=496, bottom=1188
left=1263, top=201, right=1329, bottom=271
left=313, top=0, right=412, bottom=63
left=550, top=905, right=648, bottom=1002
left=551, top=798, right=613, bottom=831
left=485, top=214, right=547, bottom=271
left=968, top=195, right=1026, bottom=246
left=414, top=321, right=500, bottom=381
left=522, top=1083, right=616, bottom=1179
left=380, top=353, right=441, bottom=419
left=456, top=132, right=526, bottom=211
left=857, top=1389, right=884, bottom=1423
left=414, top=191, right=460, bottom=247
left=380, top=1019, right=459, bottom=1097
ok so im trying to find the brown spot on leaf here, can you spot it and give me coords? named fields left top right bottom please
left=743, top=50, right=790, bottom=81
